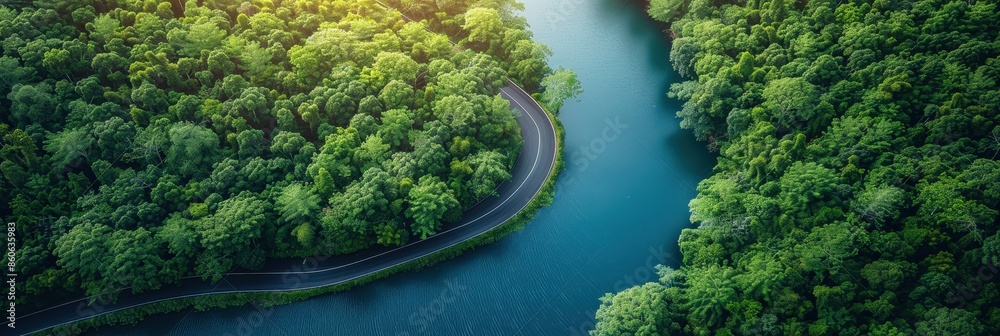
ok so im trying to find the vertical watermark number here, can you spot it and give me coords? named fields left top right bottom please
left=6, top=221, right=16, bottom=329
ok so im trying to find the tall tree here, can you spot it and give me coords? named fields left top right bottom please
left=406, top=175, right=460, bottom=239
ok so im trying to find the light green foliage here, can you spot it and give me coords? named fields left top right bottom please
left=648, top=0, right=690, bottom=24
left=433, top=95, right=477, bottom=135
left=322, top=167, right=397, bottom=253
left=852, top=184, right=905, bottom=225
left=55, top=223, right=166, bottom=298
left=362, top=52, right=422, bottom=89
left=406, top=175, right=460, bottom=239
left=87, top=14, right=120, bottom=44
left=313, top=167, right=336, bottom=198
left=592, top=283, right=677, bottom=336
left=506, top=39, right=552, bottom=91
left=761, top=77, right=822, bottom=133
left=180, top=19, right=228, bottom=56
left=53, top=223, right=114, bottom=295
left=412, top=139, right=450, bottom=177
left=309, top=127, right=360, bottom=185
left=276, top=184, right=321, bottom=224
left=237, top=40, right=274, bottom=78
left=42, top=49, right=72, bottom=77
left=44, top=128, right=94, bottom=170
left=270, top=131, right=310, bottom=159
left=199, top=195, right=266, bottom=255
left=463, top=8, right=502, bottom=45
left=166, top=123, right=220, bottom=179
left=131, top=81, right=168, bottom=111
left=778, top=161, right=842, bottom=212
left=354, top=135, right=391, bottom=169
left=379, top=80, right=414, bottom=110
left=466, top=150, right=511, bottom=201
left=206, top=50, right=235, bottom=74
left=378, top=108, right=414, bottom=148
left=683, top=265, right=737, bottom=328
left=293, top=223, right=315, bottom=248
left=539, top=67, right=583, bottom=113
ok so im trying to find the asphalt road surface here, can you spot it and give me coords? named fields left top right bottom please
left=14, top=81, right=558, bottom=335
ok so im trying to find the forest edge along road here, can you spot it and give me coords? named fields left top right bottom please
left=14, top=81, right=559, bottom=336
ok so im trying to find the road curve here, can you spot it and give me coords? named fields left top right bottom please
left=14, top=81, right=558, bottom=335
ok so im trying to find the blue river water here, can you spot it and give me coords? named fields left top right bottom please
left=96, top=0, right=714, bottom=334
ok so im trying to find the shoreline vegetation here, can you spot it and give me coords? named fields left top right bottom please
left=593, top=0, right=1000, bottom=335
left=1, top=0, right=576, bottom=334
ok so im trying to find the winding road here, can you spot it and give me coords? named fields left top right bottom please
left=14, top=81, right=558, bottom=335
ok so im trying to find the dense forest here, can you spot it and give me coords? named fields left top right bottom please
left=594, top=0, right=1000, bottom=335
left=0, top=0, right=571, bottom=310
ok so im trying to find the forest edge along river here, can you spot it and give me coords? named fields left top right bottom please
left=15, top=81, right=559, bottom=335
left=36, top=0, right=714, bottom=334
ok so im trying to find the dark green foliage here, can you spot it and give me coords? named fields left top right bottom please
left=594, top=0, right=1000, bottom=334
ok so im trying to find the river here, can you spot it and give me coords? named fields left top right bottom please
left=96, top=0, right=713, bottom=334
